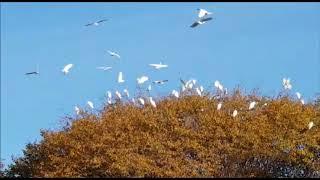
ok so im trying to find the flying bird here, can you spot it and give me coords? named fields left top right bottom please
left=217, top=102, right=222, bottom=110
left=85, top=19, right=108, bottom=26
left=149, top=97, right=156, bottom=108
left=137, top=76, right=149, bottom=84
left=152, top=80, right=168, bottom=85
left=87, top=101, right=94, bottom=109
left=149, top=62, right=168, bottom=70
left=200, top=86, right=204, bottom=93
left=25, top=64, right=39, bottom=75
left=197, top=8, right=212, bottom=18
left=214, top=80, right=224, bottom=91
left=282, top=78, right=292, bottom=90
left=107, top=91, right=112, bottom=99
left=249, top=101, right=257, bottom=110
left=172, top=90, right=179, bottom=98
left=190, top=17, right=213, bottom=28
left=296, top=92, right=301, bottom=99
left=96, top=66, right=112, bottom=71
left=118, top=72, right=125, bottom=83
left=62, top=64, right=73, bottom=75
left=107, top=50, right=121, bottom=59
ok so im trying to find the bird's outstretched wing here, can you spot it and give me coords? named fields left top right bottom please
left=190, top=21, right=199, bottom=28
left=97, top=19, right=108, bottom=23
left=25, top=72, right=37, bottom=75
left=200, top=17, right=213, bottom=22
left=180, top=78, right=186, bottom=86
left=85, top=23, right=94, bottom=26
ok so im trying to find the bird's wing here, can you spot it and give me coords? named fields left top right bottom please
left=85, top=23, right=94, bottom=26
left=190, top=21, right=199, bottom=28
left=180, top=78, right=186, bottom=86
left=97, top=19, right=108, bottom=23
left=65, top=64, right=73, bottom=70
left=200, top=17, right=213, bottom=22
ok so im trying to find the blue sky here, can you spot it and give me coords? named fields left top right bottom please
left=1, top=2, right=320, bottom=168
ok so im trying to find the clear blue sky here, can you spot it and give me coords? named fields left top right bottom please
left=1, top=2, right=320, bottom=168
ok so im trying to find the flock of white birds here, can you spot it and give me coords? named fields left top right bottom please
left=25, top=8, right=314, bottom=131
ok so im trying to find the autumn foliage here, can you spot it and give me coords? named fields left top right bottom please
left=3, top=88, right=320, bottom=177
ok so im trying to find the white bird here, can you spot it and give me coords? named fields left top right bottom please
left=118, top=72, right=125, bottom=83
left=197, top=8, right=212, bottom=18
left=87, top=101, right=94, bottom=109
left=301, top=99, right=305, bottom=105
left=85, top=19, right=108, bottom=26
left=249, top=101, right=257, bottom=110
left=138, top=98, right=145, bottom=105
left=190, top=17, right=213, bottom=28
left=282, top=78, right=292, bottom=90
left=308, top=121, right=314, bottom=130
left=107, top=91, right=112, bottom=99
left=107, top=50, right=121, bottom=59
left=107, top=98, right=112, bottom=105
left=149, top=97, right=156, bottom=108
left=123, top=89, right=130, bottom=98
left=115, top=90, right=122, bottom=99
left=296, top=92, right=301, bottom=99
left=172, top=90, right=179, bottom=98
left=137, top=76, right=149, bottom=84
left=96, top=66, right=112, bottom=71
left=147, top=84, right=152, bottom=91
left=152, top=80, right=168, bottom=85
left=62, top=64, right=73, bottom=75
left=264, top=103, right=268, bottom=106
left=232, top=110, right=238, bottom=117
left=200, top=86, right=204, bottom=93
left=149, top=62, right=168, bottom=70
left=196, top=87, right=202, bottom=96
left=131, top=98, right=136, bottom=104
left=74, top=106, right=80, bottom=115
left=217, top=102, right=222, bottom=110
left=214, top=80, right=224, bottom=91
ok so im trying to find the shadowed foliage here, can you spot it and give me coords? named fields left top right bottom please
left=3, top=88, right=320, bottom=177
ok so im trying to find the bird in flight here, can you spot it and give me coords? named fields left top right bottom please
left=190, top=17, right=213, bottom=28
left=62, top=64, right=73, bottom=75
left=172, top=90, right=179, bottom=98
left=152, top=80, right=168, bottom=85
left=149, top=62, right=168, bottom=70
left=118, top=72, right=125, bottom=83
left=25, top=64, right=40, bottom=75
left=96, top=66, right=112, bottom=71
left=197, top=8, right=212, bottom=18
left=137, top=76, right=149, bottom=84
left=107, top=50, right=121, bottom=59
left=85, top=19, right=108, bottom=26
left=87, top=101, right=94, bottom=109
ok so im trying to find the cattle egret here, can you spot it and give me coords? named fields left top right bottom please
left=214, top=80, right=223, bottom=91
left=107, top=98, right=112, bottom=105
left=137, top=76, right=149, bottom=84
left=152, top=80, right=168, bottom=85
left=107, top=91, right=112, bottom=99
left=172, top=90, right=179, bottom=98
left=115, top=90, right=122, bottom=99
left=62, top=64, right=73, bottom=75
left=74, top=106, right=80, bottom=115
left=147, top=84, right=152, bottom=91
left=87, top=101, right=94, bottom=109
left=118, top=72, right=125, bottom=83
left=197, top=8, right=212, bottom=18
left=190, top=17, right=213, bottom=28
left=123, top=89, right=130, bottom=98
left=296, top=92, right=301, bottom=99
left=282, top=78, right=292, bottom=90
left=96, top=66, right=112, bottom=71
left=217, top=102, right=222, bottom=110
left=196, top=87, right=202, bottom=96
left=308, top=122, right=314, bottom=130
left=200, top=86, right=204, bottom=93
left=149, top=97, right=156, bottom=108
left=301, top=99, right=305, bottom=105
left=149, top=62, right=168, bottom=70
left=85, top=19, right=108, bottom=26
left=249, top=101, right=257, bottom=110
left=25, top=64, right=39, bottom=75
left=138, top=98, right=145, bottom=105
left=232, top=110, right=238, bottom=117
left=107, top=50, right=121, bottom=59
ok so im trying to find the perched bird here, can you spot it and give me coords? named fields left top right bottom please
left=74, top=106, right=80, bottom=115
left=308, top=121, right=314, bottom=130
left=296, top=92, right=301, bottom=99
left=123, top=89, right=130, bottom=98
left=249, top=101, right=257, bottom=110
left=149, top=97, right=156, bottom=108
left=264, top=103, right=268, bottom=106
left=85, top=19, right=108, bottom=26
left=115, top=90, right=122, bottom=99
left=214, top=80, right=224, bottom=91
left=137, top=76, right=149, bottom=84
left=138, top=98, right=145, bottom=105
left=107, top=98, right=112, bottom=105
left=301, top=99, right=305, bottom=105
left=118, top=72, right=125, bottom=83
left=107, top=50, right=121, bottom=59
left=87, top=101, right=94, bottom=109
left=232, top=110, right=238, bottom=117
left=197, top=8, right=212, bottom=18
left=282, top=78, right=292, bottom=90
left=96, top=66, right=112, bottom=71
left=217, top=102, right=222, bottom=110
left=152, top=80, right=168, bottom=85
left=172, top=90, right=179, bottom=98
left=190, top=17, right=213, bottom=28
left=149, top=62, right=168, bottom=70
left=62, top=64, right=73, bottom=75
